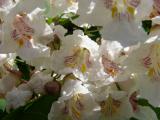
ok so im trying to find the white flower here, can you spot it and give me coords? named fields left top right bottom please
left=0, top=54, right=7, bottom=65
left=120, top=37, right=160, bottom=106
left=27, top=71, right=53, bottom=94
left=133, top=106, right=158, bottom=120
left=0, top=74, right=17, bottom=96
left=76, top=0, right=153, bottom=46
left=76, top=0, right=152, bottom=25
left=99, top=40, right=130, bottom=82
left=0, top=1, right=51, bottom=62
left=0, top=0, right=18, bottom=11
left=48, top=77, right=100, bottom=120
left=129, top=91, right=158, bottom=120
left=122, top=37, right=160, bottom=79
left=48, top=0, right=78, bottom=17
left=101, top=19, right=148, bottom=47
left=5, top=87, right=32, bottom=111
left=96, top=89, right=133, bottom=120
left=48, top=80, right=99, bottom=120
left=59, top=79, right=89, bottom=101
left=75, top=0, right=111, bottom=26
left=136, top=74, right=160, bottom=106
left=51, top=29, right=99, bottom=76
left=48, top=93, right=99, bottom=120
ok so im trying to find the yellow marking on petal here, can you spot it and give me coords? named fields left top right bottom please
left=100, top=96, right=121, bottom=116
left=67, top=63, right=77, bottom=68
left=64, top=74, right=77, bottom=81
left=158, top=63, right=160, bottom=68
left=112, top=5, right=118, bottom=18
left=109, top=69, right=117, bottom=77
left=127, top=6, right=135, bottom=16
left=81, top=64, right=87, bottom=73
left=123, top=0, right=127, bottom=5
left=17, top=39, right=24, bottom=47
left=65, top=47, right=91, bottom=73
left=67, top=0, right=75, bottom=5
left=145, top=43, right=160, bottom=79
left=71, top=106, right=81, bottom=119
left=70, top=94, right=83, bottom=120
left=148, top=68, right=155, bottom=77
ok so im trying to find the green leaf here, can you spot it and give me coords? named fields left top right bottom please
left=129, top=117, right=139, bottom=120
left=46, top=13, right=102, bottom=44
left=83, top=25, right=102, bottom=45
left=2, top=95, right=59, bottom=120
left=57, top=18, right=82, bottom=36
left=46, top=16, right=82, bottom=35
left=138, top=98, right=160, bottom=120
left=0, top=99, right=6, bottom=111
left=46, top=17, right=53, bottom=25
left=46, top=12, right=79, bottom=25
left=14, top=56, right=34, bottom=81
left=142, top=20, right=152, bottom=35
left=0, top=110, right=7, bottom=120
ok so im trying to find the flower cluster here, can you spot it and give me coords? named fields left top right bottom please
left=0, top=0, right=160, bottom=120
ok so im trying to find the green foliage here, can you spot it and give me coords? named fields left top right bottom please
left=46, top=12, right=79, bottom=25
left=83, top=25, right=102, bottom=44
left=14, top=56, right=34, bottom=81
left=0, top=110, right=7, bottom=120
left=0, top=99, right=6, bottom=112
left=46, top=12, right=102, bottom=44
left=138, top=98, right=160, bottom=120
left=1, top=95, right=59, bottom=120
left=129, top=117, right=139, bottom=120
left=142, top=20, right=152, bottom=35
left=46, top=14, right=82, bottom=36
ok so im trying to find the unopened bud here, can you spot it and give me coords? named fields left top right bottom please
left=44, top=81, right=61, bottom=95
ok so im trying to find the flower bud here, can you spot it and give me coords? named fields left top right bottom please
left=44, top=81, right=61, bottom=96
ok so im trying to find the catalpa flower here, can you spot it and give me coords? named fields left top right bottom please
left=48, top=93, right=100, bottom=120
left=99, top=40, right=133, bottom=83
left=76, top=0, right=151, bottom=46
left=100, top=40, right=124, bottom=77
left=121, top=36, right=160, bottom=106
left=5, top=86, right=32, bottom=111
left=0, top=73, right=17, bottom=97
left=129, top=91, right=158, bottom=120
left=0, top=0, right=51, bottom=62
left=76, top=0, right=152, bottom=25
left=48, top=0, right=78, bottom=17
left=91, top=86, right=133, bottom=120
left=51, top=28, right=99, bottom=77
left=122, top=36, right=160, bottom=80
left=0, top=0, right=18, bottom=11
left=27, top=71, right=53, bottom=94
left=48, top=79, right=100, bottom=120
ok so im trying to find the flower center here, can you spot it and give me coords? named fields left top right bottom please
left=102, top=55, right=123, bottom=77
left=67, top=0, right=76, bottom=5
left=99, top=95, right=121, bottom=117
left=69, top=94, right=84, bottom=120
left=11, top=12, right=34, bottom=47
left=64, top=48, right=91, bottom=73
left=143, top=43, right=160, bottom=80
left=105, top=0, right=140, bottom=20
